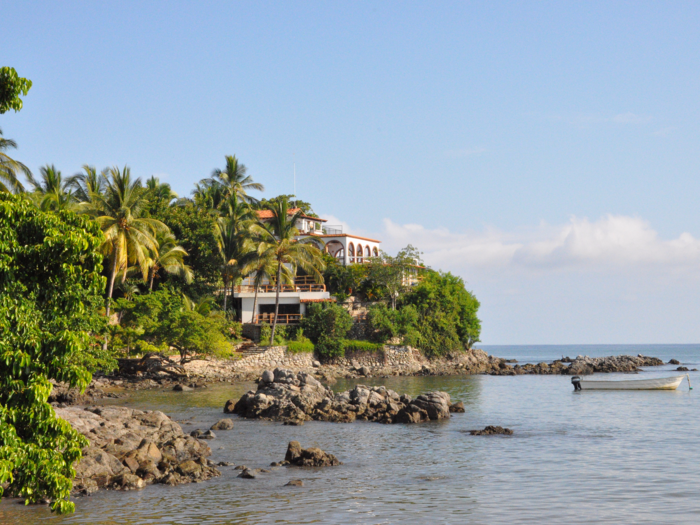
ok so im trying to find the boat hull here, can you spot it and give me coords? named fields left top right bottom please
left=574, top=375, right=685, bottom=391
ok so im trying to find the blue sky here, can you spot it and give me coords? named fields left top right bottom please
left=4, top=1, right=700, bottom=344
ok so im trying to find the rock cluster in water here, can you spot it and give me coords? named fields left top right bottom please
left=225, top=368, right=455, bottom=424
left=491, top=354, right=664, bottom=376
left=284, top=440, right=342, bottom=467
left=469, top=426, right=514, bottom=436
left=56, top=406, right=220, bottom=494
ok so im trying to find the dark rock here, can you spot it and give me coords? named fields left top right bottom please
left=449, top=401, right=465, bottom=413
left=234, top=465, right=248, bottom=470
left=200, top=430, right=216, bottom=440
left=283, top=441, right=342, bottom=467
left=56, top=406, right=220, bottom=495
left=359, top=366, right=370, bottom=377
left=225, top=368, right=451, bottom=425
left=210, top=419, right=234, bottom=431
left=669, top=359, right=680, bottom=365
left=238, top=469, right=258, bottom=479
left=469, top=425, right=513, bottom=436
left=677, top=366, right=689, bottom=372
left=217, top=461, right=233, bottom=466
left=173, top=384, right=192, bottom=392
left=190, top=429, right=203, bottom=438
left=261, top=370, right=275, bottom=384
left=286, top=479, right=304, bottom=487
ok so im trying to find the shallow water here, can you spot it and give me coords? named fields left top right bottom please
left=3, top=345, right=700, bottom=524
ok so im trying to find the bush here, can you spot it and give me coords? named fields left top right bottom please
left=258, top=323, right=288, bottom=346
left=315, top=335, right=345, bottom=359
left=300, top=303, right=353, bottom=342
left=366, top=303, right=420, bottom=345
left=287, top=340, right=315, bottom=354
left=342, top=340, right=383, bottom=353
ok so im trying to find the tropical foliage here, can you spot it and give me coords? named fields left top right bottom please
left=0, top=194, right=105, bottom=513
left=0, top=128, right=31, bottom=193
left=300, top=302, right=353, bottom=359
left=0, top=67, right=32, bottom=114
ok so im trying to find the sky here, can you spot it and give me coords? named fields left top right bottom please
left=3, top=1, right=700, bottom=344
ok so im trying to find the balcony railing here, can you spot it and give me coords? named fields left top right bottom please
left=235, top=275, right=325, bottom=293
left=322, top=225, right=343, bottom=235
left=254, top=313, right=302, bottom=325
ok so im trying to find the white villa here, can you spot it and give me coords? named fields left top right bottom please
left=233, top=208, right=382, bottom=325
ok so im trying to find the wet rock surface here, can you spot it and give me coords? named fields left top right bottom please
left=284, top=441, right=342, bottom=467
left=469, top=426, right=514, bottom=436
left=225, top=368, right=455, bottom=424
left=490, top=354, right=665, bottom=376
left=56, top=406, right=220, bottom=495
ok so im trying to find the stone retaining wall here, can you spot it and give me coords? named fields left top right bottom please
left=230, top=344, right=421, bottom=372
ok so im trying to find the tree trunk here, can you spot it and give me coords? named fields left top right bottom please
left=105, top=246, right=119, bottom=318
left=149, top=267, right=155, bottom=290
left=270, top=261, right=282, bottom=345
left=252, top=286, right=259, bottom=325
left=222, top=274, right=228, bottom=312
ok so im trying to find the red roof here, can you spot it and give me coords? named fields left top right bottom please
left=256, top=208, right=326, bottom=222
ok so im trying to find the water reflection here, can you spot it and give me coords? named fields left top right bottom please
left=2, top=371, right=700, bottom=524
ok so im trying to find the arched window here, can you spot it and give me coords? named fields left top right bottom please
left=356, top=244, right=363, bottom=263
left=373, top=247, right=378, bottom=257
left=365, top=246, right=371, bottom=258
left=348, top=243, right=355, bottom=263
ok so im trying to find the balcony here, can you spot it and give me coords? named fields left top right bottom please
left=234, top=275, right=326, bottom=293
left=322, top=225, right=343, bottom=235
left=253, top=313, right=302, bottom=325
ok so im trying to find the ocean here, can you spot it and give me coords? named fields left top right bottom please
left=2, top=344, right=699, bottom=524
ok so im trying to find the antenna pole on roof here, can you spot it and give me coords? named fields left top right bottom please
left=293, top=153, right=296, bottom=203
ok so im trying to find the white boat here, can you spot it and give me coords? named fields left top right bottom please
left=571, top=375, right=687, bottom=391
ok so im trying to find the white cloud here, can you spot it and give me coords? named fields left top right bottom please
left=377, top=215, right=700, bottom=274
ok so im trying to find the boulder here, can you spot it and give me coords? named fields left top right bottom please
left=210, top=418, right=234, bottom=430
left=677, top=366, right=689, bottom=372
left=469, top=425, right=513, bottom=436
left=283, top=441, right=342, bottom=467
left=449, top=401, right=465, bottom=413
left=225, top=368, right=451, bottom=425
left=173, top=384, right=193, bottom=392
left=238, top=469, right=258, bottom=479
left=669, top=359, right=680, bottom=365
left=56, top=406, right=220, bottom=495
left=286, top=479, right=304, bottom=487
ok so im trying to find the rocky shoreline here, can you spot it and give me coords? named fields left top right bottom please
left=226, top=368, right=457, bottom=425
left=56, top=406, right=220, bottom=495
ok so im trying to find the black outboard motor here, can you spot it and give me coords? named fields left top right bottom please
left=571, top=376, right=582, bottom=391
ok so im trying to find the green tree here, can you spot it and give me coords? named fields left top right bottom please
left=84, top=166, right=168, bottom=317
left=67, top=165, right=105, bottom=203
left=242, top=247, right=293, bottom=325
left=402, top=271, right=481, bottom=356
left=203, top=155, right=264, bottom=205
left=216, top=194, right=256, bottom=314
left=300, top=302, right=353, bottom=359
left=145, top=176, right=177, bottom=215
left=256, top=197, right=326, bottom=344
left=145, top=231, right=193, bottom=290
left=151, top=202, right=221, bottom=292
left=366, top=303, right=420, bottom=345
left=0, top=128, right=30, bottom=193
left=26, top=164, right=75, bottom=211
left=0, top=193, right=105, bottom=513
left=0, top=67, right=32, bottom=114
left=256, top=194, right=318, bottom=217
left=367, top=245, right=423, bottom=309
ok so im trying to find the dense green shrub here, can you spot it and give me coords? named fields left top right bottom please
left=0, top=194, right=107, bottom=513
left=342, top=340, right=383, bottom=353
left=300, top=303, right=353, bottom=359
left=287, top=340, right=315, bottom=354
left=402, top=270, right=481, bottom=357
left=366, top=303, right=420, bottom=345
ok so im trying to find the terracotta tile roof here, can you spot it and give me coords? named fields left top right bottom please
left=312, top=233, right=381, bottom=243
left=300, top=298, right=337, bottom=303
left=255, top=208, right=326, bottom=222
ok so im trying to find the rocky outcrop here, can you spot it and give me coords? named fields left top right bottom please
left=469, top=426, right=513, bottom=436
left=56, top=406, right=220, bottom=495
left=284, top=441, right=342, bottom=467
left=225, top=368, right=454, bottom=425
left=490, top=354, right=665, bottom=376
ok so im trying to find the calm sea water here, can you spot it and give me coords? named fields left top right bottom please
left=3, top=344, right=700, bottom=524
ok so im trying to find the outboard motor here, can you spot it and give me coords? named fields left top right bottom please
left=571, top=376, right=582, bottom=391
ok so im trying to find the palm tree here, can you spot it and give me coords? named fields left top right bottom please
left=146, top=176, right=178, bottom=207
left=85, top=166, right=168, bottom=317
left=242, top=248, right=292, bottom=325
left=215, top=194, right=256, bottom=314
left=183, top=294, right=216, bottom=316
left=67, top=165, right=105, bottom=203
left=204, top=155, right=264, bottom=205
left=26, top=164, right=75, bottom=211
left=146, top=231, right=193, bottom=290
left=0, top=127, right=30, bottom=193
left=256, top=197, right=326, bottom=344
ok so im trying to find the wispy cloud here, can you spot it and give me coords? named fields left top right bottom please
left=378, top=215, right=700, bottom=274
left=652, top=126, right=676, bottom=136
left=444, top=146, right=486, bottom=158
